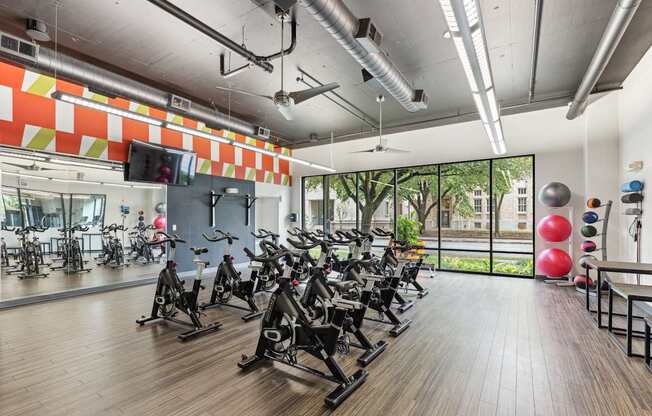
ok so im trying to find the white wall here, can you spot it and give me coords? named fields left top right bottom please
left=255, top=181, right=292, bottom=246
left=618, top=44, right=652, bottom=263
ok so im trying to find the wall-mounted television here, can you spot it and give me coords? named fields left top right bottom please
left=124, top=140, right=196, bottom=186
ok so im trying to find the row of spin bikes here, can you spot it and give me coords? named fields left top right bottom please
left=0, top=222, right=165, bottom=278
left=136, top=226, right=430, bottom=408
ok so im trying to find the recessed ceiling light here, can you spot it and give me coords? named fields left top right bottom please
left=442, top=30, right=451, bottom=39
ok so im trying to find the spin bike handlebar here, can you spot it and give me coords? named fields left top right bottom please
left=203, top=229, right=239, bottom=245
left=372, top=228, right=394, bottom=238
left=243, top=247, right=291, bottom=273
left=147, top=231, right=185, bottom=247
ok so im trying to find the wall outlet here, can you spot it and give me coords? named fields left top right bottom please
left=627, top=160, right=643, bottom=172
left=172, top=224, right=177, bottom=231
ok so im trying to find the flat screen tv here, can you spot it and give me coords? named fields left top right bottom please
left=124, top=140, right=196, bottom=186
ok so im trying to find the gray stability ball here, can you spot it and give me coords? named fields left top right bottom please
left=538, top=182, right=571, bottom=207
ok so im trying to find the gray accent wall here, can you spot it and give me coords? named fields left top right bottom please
left=167, top=174, right=255, bottom=273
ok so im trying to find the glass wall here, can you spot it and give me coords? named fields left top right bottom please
left=326, top=173, right=357, bottom=233
left=302, top=155, right=535, bottom=277
left=302, top=176, right=324, bottom=232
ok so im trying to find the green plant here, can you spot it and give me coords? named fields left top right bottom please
left=396, top=215, right=421, bottom=244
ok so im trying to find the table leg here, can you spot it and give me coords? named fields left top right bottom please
left=645, top=322, right=651, bottom=369
left=597, top=271, right=602, bottom=328
left=608, top=287, right=613, bottom=332
left=627, top=300, right=633, bottom=356
left=585, top=264, right=590, bottom=311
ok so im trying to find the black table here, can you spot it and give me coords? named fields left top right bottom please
left=585, top=259, right=652, bottom=357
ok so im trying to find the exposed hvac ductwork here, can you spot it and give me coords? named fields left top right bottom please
left=566, top=0, right=641, bottom=120
left=0, top=44, right=262, bottom=138
left=299, top=0, right=427, bottom=112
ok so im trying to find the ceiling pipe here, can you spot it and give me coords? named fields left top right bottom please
left=0, top=45, right=262, bottom=138
left=528, top=0, right=543, bottom=104
left=299, top=0, right=425, bottom=112
left=145, top=0, right=274, bottom=73
left=566, top=0, right=641, bottom=119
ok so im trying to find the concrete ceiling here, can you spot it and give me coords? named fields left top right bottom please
left=0, top=0, right=651, bottom=147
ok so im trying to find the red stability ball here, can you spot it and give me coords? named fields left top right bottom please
left=536, top=214, right=572, bottom=242
left=153, top=214, right=167, bottom=230
left=536, top=248, right=572, bottom=278
left=574, top=274, right=594, bottom=289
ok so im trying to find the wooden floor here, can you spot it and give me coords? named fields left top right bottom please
left=0, top=254, right=161, bottom=300
left=1, top=273, right=652, bottom=416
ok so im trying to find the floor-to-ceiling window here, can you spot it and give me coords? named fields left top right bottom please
left=440, top=160, right=491, bottom=273
left=396, top=165, right=440, bottom=270
left=302, top=154, right=535, bottom=278
left=491, top=156, right=534, bottom=276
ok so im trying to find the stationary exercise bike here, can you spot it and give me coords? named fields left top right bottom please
left=200, top=229, right=264, bottom=321
left=51, top=225, right=92, bottom=273
left=137, top=232, right=222, bottom=341
left=1, top=224, right=13, bottom=268
left=7, top=226, right=49, bottom=279
left=288, top=237, right=388, bottom=366
left=129, top=225, right=158, bottom=264
left=97, top=224, right=128, bottom=268
left=238, top=248, right=368, bottom=409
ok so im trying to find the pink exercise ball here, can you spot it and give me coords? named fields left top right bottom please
left=581, top=240, right=597, bottom=252
left=536, top=214, right=572, bottom=242
left=536, top=248, right=572, bottom=278
left=573, top=274, right=594, bottom=289
left=153, top=215, right=167, bottom=230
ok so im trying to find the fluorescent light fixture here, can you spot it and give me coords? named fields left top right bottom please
left=51, top=178, right=101, bottom=185
left=165, top=120, right=334, bottom=172
left=278, top=154, right=311, bottom=167
left=49, top=158, right=118, bottom=171
left=311, top=163, right=336, bottom=173
left=2, top=172, right=49, bottom=180
left=452, top=37, right=478, bottom=92
left=3, top=171, right=163, bottom=189
left=486, top=89, right=499, bottom=121
left=164, top=122, right=230, bottom=144
left=51, top=91, right=163, bottom=126
left=232, top=141, right=277, bottom=157
left=0, top=151, right=47, bottom=162
left=472, top=93, right=488, bottom=123
left=439, top=0, right=505, bottom=155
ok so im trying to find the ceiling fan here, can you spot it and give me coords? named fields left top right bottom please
left=215, top=11, right=339, bottom=121
left=351, top=95, right=410, bottom=154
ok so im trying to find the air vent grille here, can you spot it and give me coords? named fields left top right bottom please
left=169, top=94, right=192, bottom=112
left=0, top=32, right=38, bottom=61
left=256, top=126, right=271, bottom=139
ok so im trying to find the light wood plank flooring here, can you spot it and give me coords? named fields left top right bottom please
left=1, top=273, right=652, bottom=416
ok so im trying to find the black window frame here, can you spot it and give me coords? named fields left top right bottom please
left=301, top=154, right=535, bottom=279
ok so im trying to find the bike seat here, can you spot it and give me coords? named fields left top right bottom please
left=327, top=280, right=358, bottom=292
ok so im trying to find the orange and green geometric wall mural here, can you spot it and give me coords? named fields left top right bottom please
left=0, top=61, right=291, bottom=186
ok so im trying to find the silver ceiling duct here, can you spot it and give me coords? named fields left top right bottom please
left=566, top=0, right=641, bottom=120
left=300, top=0, right=425, bottom=112
left=0, top=44, right=260, bottom=137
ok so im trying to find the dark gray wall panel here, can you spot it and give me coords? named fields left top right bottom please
left=167, top=174, right=255, bottom=273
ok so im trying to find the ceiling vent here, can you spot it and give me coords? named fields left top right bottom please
left=256, top=126, right=271, bottom=139
left=0, top=32, right=38, bottom=62
left=168, top=94, right=192, bottom=112
left=412, top=89, right=429, bottom=111
left=355, top=18, right=382, bottom=53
